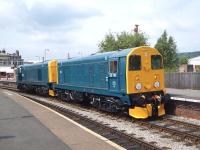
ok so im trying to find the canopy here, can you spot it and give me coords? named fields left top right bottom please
left=0, top=67, right=14, bottom=73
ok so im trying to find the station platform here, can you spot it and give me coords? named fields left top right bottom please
left=167, top=88, right=200, bottom=102
left=0, top=89, right=122, bottom=150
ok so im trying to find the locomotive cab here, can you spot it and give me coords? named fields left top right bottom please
left=126, top=46, right=166, bottom=119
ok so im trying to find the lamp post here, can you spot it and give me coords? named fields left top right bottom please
left=67, top=52, right=70, bottom=59
left=44, top=49, right=49, bottom=61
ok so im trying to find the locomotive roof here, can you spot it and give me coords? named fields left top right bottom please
left=18, top=61, right=48, bottom=68
left=18, top=46, right=152, bottom=67
left=60, top=48, right=132, bottom=63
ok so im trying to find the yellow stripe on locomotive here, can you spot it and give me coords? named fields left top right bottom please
left=48, top=59, right=58, bottom=96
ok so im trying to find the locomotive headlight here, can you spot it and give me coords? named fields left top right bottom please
left=154, top=81, right=160, bottom=88
left=136, top=83, right=142, bottom=90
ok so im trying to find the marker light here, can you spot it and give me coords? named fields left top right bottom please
left=136, top=83, right=142, bottom=90
left=154, top=81, right=160, bottom=88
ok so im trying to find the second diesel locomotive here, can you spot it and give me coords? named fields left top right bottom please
left=16, top=46, right=170, bottom=119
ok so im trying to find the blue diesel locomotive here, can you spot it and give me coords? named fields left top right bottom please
left=17, top=46, right=170, bottom=119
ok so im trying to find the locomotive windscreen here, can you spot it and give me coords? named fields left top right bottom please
left=151, top=55, right=163, bottom=69
left=129, top=55, right=141, bottom=71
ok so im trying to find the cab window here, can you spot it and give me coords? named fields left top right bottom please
left=151, top=55, right=163, bottom=69
left=19, top=68, right=22, bottom=73
left=129, top=55, right=141, bottom=71
left=109, top=61, right=117, bottom=73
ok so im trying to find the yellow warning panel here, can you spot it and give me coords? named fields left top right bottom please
left=125, top=46, right=165, bottom=94
left=49, top=90, right=55, bottom=97
left=129, top=107, right=149, bottom=119
left=129, top=104, right=165, bottom=119
left=48, top=60, right=58, bottom=84
left=158, top=104, right=165, bottom=116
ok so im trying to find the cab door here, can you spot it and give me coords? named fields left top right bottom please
left=108, top=59, right=119, bottom=92
left=17, top=67, right=22, bottom=82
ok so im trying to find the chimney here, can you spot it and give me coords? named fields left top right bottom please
left=2, top=49, right=6, bottom=53
left=134, top=24, right=139, bottom=33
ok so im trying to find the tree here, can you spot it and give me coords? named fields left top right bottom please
left=98, top=31, right=148, bottom=52
left=98, top=32, right=118, bottom=52
left=179, top=56, right=188, bottom=65
left=155, top=30, right=178, bottom=71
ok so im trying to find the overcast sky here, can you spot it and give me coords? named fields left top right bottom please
left=0, top=0, right=199, bottom=61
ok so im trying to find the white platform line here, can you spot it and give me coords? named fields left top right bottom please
left=3, top=91, right=13, bottom=96
left=171, top=96, right=200, bottom=103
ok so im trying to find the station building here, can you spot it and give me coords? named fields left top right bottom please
left=0, top=49, right=24, bottom=80
left=0, top=49, right=23, bottom=67
left=189, top=56, right=200, bottom=72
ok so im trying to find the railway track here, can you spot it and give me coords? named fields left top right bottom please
left=99, top=112, right=200, bottom=145
left=0, top=85, right=162, bottom=150
left=1, top=83, right=200, bottom=147
left=137, top=118, right=200, bottom=144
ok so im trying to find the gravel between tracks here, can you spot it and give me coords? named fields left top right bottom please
left=21, top=94, right=200, bottom=150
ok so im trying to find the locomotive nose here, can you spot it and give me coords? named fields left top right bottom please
left=129, top=94, right=165, bottom=119
left=144, top=83, right=151, bottom=90
left=126, top=47, right=165, bottom=119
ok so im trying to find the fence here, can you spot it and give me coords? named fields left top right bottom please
left=165, top=72, right=200, bottom=89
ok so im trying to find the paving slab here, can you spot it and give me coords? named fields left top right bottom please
left=0, top=89, right=71, bottom=150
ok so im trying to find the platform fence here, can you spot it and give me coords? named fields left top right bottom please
left=165, top=72, right=200, bottom=89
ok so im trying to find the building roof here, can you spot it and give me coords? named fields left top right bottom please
left=189, top=56, right=200, bottom=65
